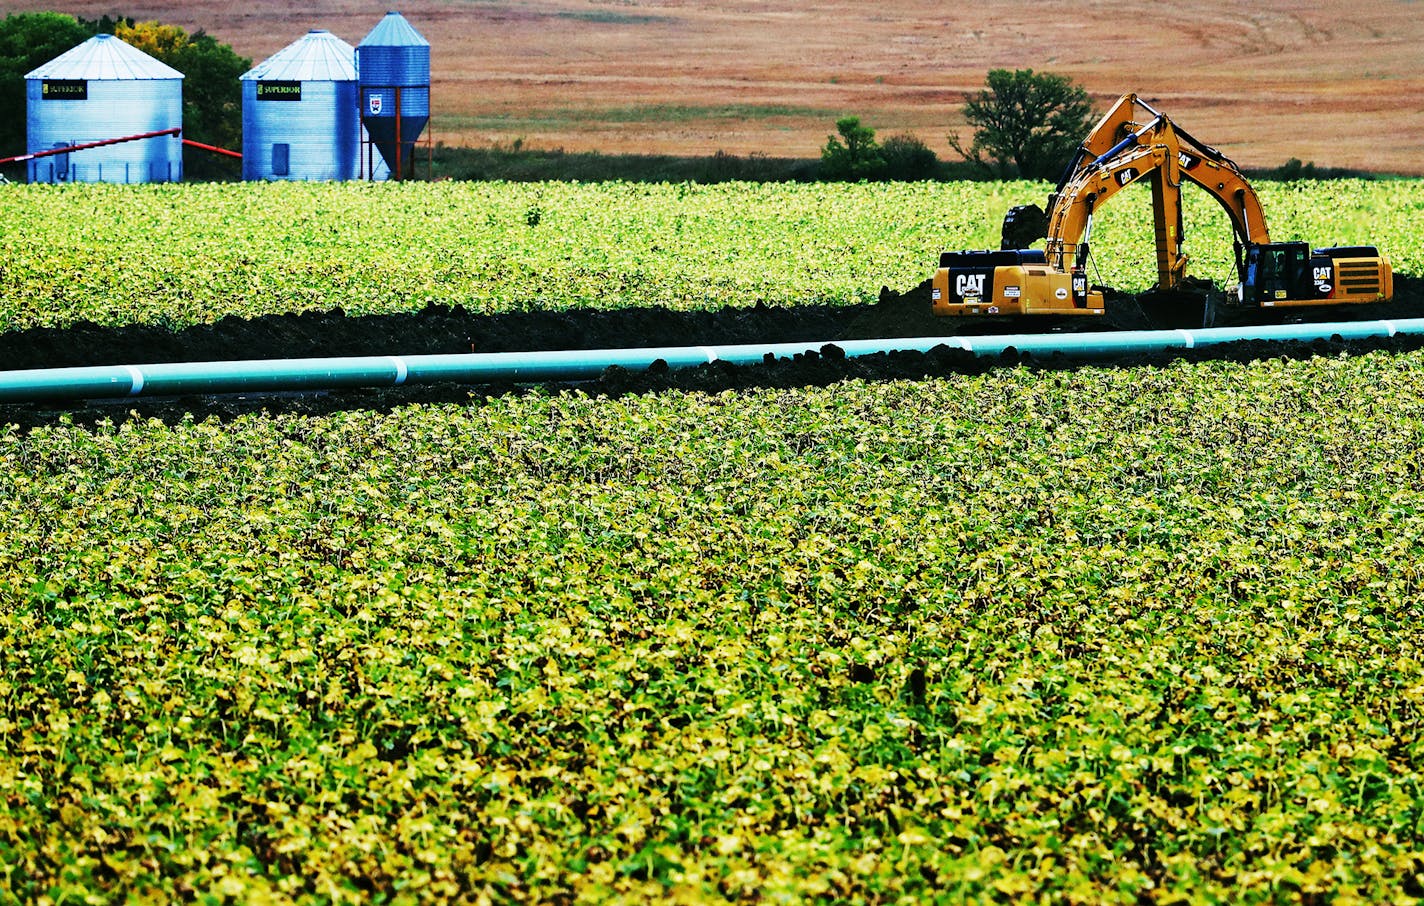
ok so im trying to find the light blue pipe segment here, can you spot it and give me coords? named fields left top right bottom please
left=0, top=318, right=1421, bottom=404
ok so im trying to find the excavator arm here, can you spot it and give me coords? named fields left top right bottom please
left=1044, top=141, right=1181, bottom=278
left=1170, top=129, right=1270, bottom=245
left=1051, top=93, right=1162, bottom=193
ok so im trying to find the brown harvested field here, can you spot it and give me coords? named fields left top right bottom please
left=7, top=0, right=1424, bottom=174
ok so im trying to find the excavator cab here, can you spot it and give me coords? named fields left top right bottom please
left=1240, top=242, right=1314, bottom=305
left=1236, top=243, right=1392, bottom=307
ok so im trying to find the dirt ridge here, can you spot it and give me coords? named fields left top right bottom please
left=1, top=276, right=1420, bottom=430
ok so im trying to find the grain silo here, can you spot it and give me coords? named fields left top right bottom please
left=240, top=30, right=360, bottom=181
left=357, top=11, right=430, bottom=180
left=24, top=34, right=183, bottom=184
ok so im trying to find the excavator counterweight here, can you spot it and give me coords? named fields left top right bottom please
left=930, top=248, right=1097, bottom=317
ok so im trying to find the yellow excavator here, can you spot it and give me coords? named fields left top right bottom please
left=931, top=93, right=1394, bottom=318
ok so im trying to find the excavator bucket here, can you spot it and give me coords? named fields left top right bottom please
left=1000, top=204, right=1048, bottom=251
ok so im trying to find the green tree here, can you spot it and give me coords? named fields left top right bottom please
left=0, top=12, right=93, bottom=160
left=77, top=14, right=135, bottom=34
left=879, top=133, right=938, bottom=180
left=949, top=69, right=1096, bottom=181
left=116, top=21, right=249, bottom=177
left=820, top=116, right=884, bottom=181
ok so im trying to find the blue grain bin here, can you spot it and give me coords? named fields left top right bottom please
left=357, top=11, right=430, bottom=178
left=24, top=34, right=183, bottom=184
left=240, top=30, right=359, bottom=181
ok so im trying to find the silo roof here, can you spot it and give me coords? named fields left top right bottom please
left=241, top=29, right=357, bottom=82
left=358, top=11, right=430, bottom=48
left=25, top=33, right=183, bottom=81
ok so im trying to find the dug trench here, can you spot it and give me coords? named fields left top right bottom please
left=1, top=275, right=1420, bottom=429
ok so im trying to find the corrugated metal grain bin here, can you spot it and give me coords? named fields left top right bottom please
left=240, top=30, right=360, bottom=181
left=25, top=34, right=183, bottom=184
left=357, top=11, right=430, bottom=179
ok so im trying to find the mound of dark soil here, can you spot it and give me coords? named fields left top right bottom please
left=1, top=274, right=1419, bottom=429
left=0, top=280, right=1178, bottom=371
left=15, top=327, right=1422, bottom=432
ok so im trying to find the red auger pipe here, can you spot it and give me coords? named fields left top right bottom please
left=0, top=128, right=182, bottom=166
left=182, top=139, right=241, bottom=160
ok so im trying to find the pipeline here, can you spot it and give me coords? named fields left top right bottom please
left=1, top=318, right=1421, bottom=405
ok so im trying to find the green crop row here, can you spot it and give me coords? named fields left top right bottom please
left=0, top=179, right=1417, bottom=332
left=3, top=350, right=1424, bottom=902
